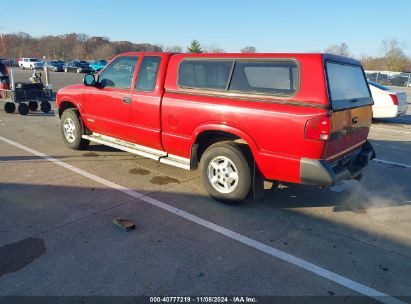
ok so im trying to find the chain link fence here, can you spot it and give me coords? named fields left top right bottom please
left=0, top=58, right=18, bottom=67
left=365, top=70, right=411, bottom=87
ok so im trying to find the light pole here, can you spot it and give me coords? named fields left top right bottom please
left=43, top=55, right=51, bottom=90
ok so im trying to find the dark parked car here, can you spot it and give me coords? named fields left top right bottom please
left=45, top=60, right=65, bottom=72
left=64, top=61, right=92, bottom=73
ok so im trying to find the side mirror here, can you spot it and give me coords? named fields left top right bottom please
left=83, top=73, right=96, bottom=86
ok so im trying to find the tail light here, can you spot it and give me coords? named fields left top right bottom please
left=305, top=116, right=331, bottom=141
left=390, top=94, right=398, bottom=105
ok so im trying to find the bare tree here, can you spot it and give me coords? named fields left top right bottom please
left=324, top=43, right=350, bottom=57
left=240, top=46, right=256, bottom=53
left=359, top=55, right=385, bottom=70
left=72, top=43, right=87, bottom=59
left=380, top=39, right=408, bottom=71
left=0, top=32, right=161, bottom=61
left=165, top=45, right=183, bottom=53
left=0, top=34, right=6, bottom=55
left=203, top=44, right=225, bottom=53
left=92, top=44, right=116, bottom=60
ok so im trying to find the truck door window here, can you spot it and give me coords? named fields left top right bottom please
left=98, top=56, right=139, bottom=90
left=135, top=56, right=161, bottom=92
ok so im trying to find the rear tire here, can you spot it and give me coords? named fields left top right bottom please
left=200, top=141, right=252, bottom=203
left=40, top=101, right=51, bottom=113
left=60, top=108, right=90, bottom=150
left=18, top=103, right=29, bottom=115
left=28, top=101, right=38, bottom=111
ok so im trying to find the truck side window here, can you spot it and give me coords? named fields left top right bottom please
left=178, top=60, right=234, bottom=90
left=135, top=56, right=161, bottom=92
left=98, top=56, right=139, bottom=90
left=229, top=60, right=299, bottom=96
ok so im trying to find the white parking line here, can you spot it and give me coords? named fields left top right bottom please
left=371, top=126, right=411, bottom=134
left=373, top=158, right=411, bottom=169
left=0, top=135, right=405, bottom=304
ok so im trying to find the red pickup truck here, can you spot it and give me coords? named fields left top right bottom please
left=56, top=52, right=375, bottom=203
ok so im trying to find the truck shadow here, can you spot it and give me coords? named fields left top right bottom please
left=260, top=138, right=411, bottom=213
left=260, top=178, right=410, bottom=213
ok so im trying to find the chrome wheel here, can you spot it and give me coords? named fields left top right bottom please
left=63, top=117, right=76, bottom=143
left=207, top=156, right=239, bottom=194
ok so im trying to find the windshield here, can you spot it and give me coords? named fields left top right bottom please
left=29, top=59, right=39, bottom=62
left=326, top=61, right=372, bottom=110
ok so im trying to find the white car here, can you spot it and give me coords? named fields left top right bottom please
left=18, top=58, right=45, bottom=70
left=368, top=81, right=408, bottom=118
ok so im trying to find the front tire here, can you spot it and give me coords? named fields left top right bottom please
left=200, top=141, right=252, bottom=203
left=60, top=109, right=89, bottom=150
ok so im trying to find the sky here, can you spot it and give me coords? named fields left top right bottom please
left=1, top=0, right=410, bottom=57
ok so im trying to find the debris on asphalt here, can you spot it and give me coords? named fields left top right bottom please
left=113, top=218, right=136, bottom=232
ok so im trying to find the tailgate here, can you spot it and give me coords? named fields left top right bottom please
left=323, top=58, right=373, bottom=161
left=324, top=106, right=372, bottom=160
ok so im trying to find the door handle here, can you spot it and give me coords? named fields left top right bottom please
left=123, top=97, right=132, bottom=104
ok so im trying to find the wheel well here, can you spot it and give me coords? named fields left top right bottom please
left=58, top=101, right=77, bottom=118
left=191, top=130, right=252, bottom=170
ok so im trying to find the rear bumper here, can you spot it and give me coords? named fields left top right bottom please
left=300, top=141, right=376, bottom=187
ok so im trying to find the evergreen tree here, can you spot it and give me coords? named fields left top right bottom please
left=187, top=40, right=203, bottom=53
